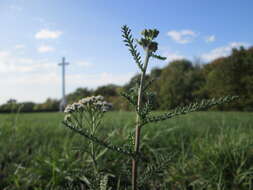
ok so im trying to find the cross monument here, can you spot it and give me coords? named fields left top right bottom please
left=58, top=57, right=69, bottom=112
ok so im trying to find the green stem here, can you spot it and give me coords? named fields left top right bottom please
left=132, top=50, right=150, bottom=190
left=91, top=114, right=98, bottom=174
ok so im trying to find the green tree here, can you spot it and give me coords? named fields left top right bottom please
left=158, top=60, right=195, bottom=109
left=94, top=84, right=119, bottom=97
left=34, top=98, right=59, bottom=112
left=203, top=47, right=253, bottom=110
left=67, top=88, right=92, bottom=104
left=0, top=99, right=19, bottom=112
left=21, top=102, right=35, bottom=112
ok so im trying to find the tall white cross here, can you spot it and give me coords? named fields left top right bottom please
left=58, top=57, right=69, bottom=112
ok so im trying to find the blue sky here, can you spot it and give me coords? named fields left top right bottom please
left=0, top=0, right=253, bottom=104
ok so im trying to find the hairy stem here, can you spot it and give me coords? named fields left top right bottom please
left=132, top=50, right=150, bottom=190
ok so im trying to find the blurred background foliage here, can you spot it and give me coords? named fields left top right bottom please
left=1, top=46, right=253, bottom=113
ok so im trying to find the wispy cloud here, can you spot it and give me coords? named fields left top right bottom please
left=200, top=42, right=250, bottom=62
left=15, top=44, right=25, bottom=49
left=37, top=45, right=55, bottom=53
left=9, top=5, right=23, bottom=11
left=68, top=72, right=134, bottom=88
left=75, top=61, right=92, bottom=67
left=0, top=51, right=10, bottom=57
left=167, top=30, right=197, bottom=44
left=159, top=47, right=186, bottom=62
left=0, top=72, right=60, bottom=104
left=0, top=50, right=59, bottom=104
left=33, top=18, right=56, bottom=28
left=164, top=52, right=185, bottom=62
left=205, top=35, right=216, bottom=43
left=0, top=50, right=56, bottom=73
left=35, top=29, right=62, bottom=39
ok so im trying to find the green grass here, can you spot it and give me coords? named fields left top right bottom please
left=0, top=111, right=253, bottom=189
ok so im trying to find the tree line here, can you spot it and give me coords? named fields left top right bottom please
left=1, top=46, right=252, bottom=113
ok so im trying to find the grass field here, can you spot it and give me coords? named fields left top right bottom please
left=0, top=111, right=253, bottom=189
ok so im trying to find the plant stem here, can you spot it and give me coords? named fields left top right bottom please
left=132, top=50, right=150, bottom=190
left=91, top=114, right=98, bottom=174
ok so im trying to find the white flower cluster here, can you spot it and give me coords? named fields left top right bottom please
left=64, top=95, right=112, bottom=114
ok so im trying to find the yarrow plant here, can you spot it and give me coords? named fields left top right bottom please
left=64, top=96, right=112, bottom=184
left=63, top=26, right=238, bottom=190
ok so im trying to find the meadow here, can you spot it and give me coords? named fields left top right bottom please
left=0, top=111, right=253, bottom=189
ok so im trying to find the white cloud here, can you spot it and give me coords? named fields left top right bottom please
left=0, top=50, right=59, bottom=104
left=15, top=44, right=25, bottom=49
left=15, top=72, right=59, bottom=85
left=0, top=51, right=59, bottom=104
left=205, top=35, right=216, bottom=43
left=200, top=42, right=250, bottom=62
left=0, top=72, right=60, bottom=104
left=0, top=51, right=10, bottom=57
left=35, top=29, right=62, bottom=39
left=37, top=45, right=55, bottom=53
left=76, top=61, right=92, bottom=67
left=165, top=52, right=185, bottom=62
left=0, top=51, right=56, bottom=73
left=167, top=30, right=197, bottom=44
left=68, top=72, right=134, bottom=88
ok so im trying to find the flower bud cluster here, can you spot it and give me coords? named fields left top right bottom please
left=64, top=95, right=112, bottom=114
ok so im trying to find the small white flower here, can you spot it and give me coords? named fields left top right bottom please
left=96, top=101, right=103, bottom=106
left=96, top=95, right=104, bottom=101
left=64, top=104, right=74, bottom=113
left=72, top=102, right=83, bottom=111
left=65, top=95, right=112, bottom=114
left=79, top=98, right=88, bottom=104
